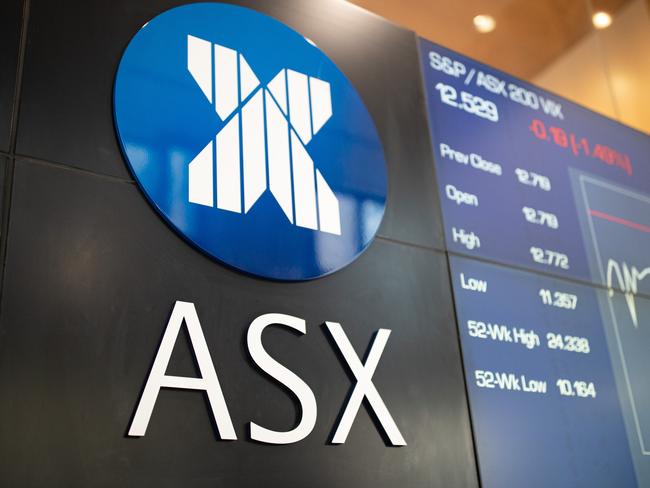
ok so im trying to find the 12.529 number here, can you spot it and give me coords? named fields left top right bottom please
left=435, top=82, right=499, bottom=122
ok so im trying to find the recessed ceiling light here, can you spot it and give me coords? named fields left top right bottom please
left=592, top=11, right=612, bottom=29
left=473, top=14, right=496, bottom=34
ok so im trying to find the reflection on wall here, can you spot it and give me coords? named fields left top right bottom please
left=535, top=0, right=650, bottom=134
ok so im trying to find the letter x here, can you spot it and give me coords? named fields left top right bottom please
left=186, top=35, right=341, bottom=235
left=325, top=322, right=407, bottom=446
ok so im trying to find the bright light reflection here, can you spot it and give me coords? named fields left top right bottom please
left=473, top=14, right=496, bottom=34
left=592, top=11, right=612, bottom=29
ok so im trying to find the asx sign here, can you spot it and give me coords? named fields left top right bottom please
left=114, top=4, right=401, bottom=447
left=128, top=301, right=406, bottom=446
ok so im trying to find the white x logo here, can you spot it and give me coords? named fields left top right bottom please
left=186, top=35, right=341, bottom=235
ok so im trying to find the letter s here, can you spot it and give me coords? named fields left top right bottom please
left=247, top=313, right=317, bottom=444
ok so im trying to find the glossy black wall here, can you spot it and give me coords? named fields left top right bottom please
left=0, top=1, right=479, bottom=487
left=0, top=1, right=21, bottom=153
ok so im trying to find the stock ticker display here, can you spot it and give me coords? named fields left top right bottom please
left=419, top=38, right=650, bottom=487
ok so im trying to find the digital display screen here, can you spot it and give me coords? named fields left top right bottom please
left=419, top=38, right=650, bottom=487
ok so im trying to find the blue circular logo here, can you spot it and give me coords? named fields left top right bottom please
left=114, top=3, right=387, bottom=280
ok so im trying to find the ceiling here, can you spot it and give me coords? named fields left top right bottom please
left=348, top=0, right=631, bottom=79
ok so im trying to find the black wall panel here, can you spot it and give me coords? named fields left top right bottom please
left=16, top=0, right=443, bottom=249
left=0, top=159, right=477, bottom=487
left=0, top=1, right=479, bottom=485
left=0, top=156, right=6, bottom=218
left=0, top=0, right=22, bottom=152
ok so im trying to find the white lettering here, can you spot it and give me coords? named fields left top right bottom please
left=428, top=51, right=466, bottom=78
left=460, top=273, right=487, bottom=292
left=452, top=227, right=481, bottom=250
left=128, top=301, right=236, bottom=439
left=445, top=184, right=478, bottom=206
left=247, top=313, right=318, bottom=444
left=325, top=322, right=406, bottom=446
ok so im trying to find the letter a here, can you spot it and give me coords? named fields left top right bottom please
left=128, top=301, right=236, bottom=439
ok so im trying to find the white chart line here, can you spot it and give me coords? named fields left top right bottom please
left=579, top=174, right=650, bottom=456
